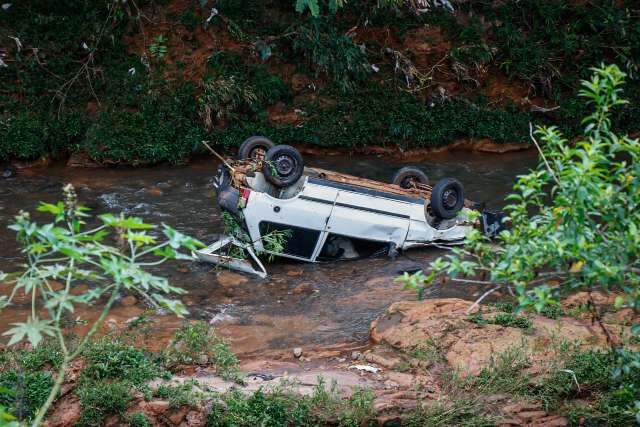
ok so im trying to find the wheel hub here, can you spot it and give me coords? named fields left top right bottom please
left=275, top=155, right=294, bottom=176
left=442, top=189, right=458, bottom=209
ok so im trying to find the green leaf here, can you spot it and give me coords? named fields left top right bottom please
left=3, top=316, right=56, bottom=347
left=295, top=0, right=320, bottom=16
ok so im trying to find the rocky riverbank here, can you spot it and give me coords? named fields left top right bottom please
left=34, top=290, right=635, bottom=427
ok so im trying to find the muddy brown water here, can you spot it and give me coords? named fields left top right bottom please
left=0, top=150, right=538, bottom=356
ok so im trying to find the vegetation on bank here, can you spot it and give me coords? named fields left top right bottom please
left=1, top=0, right=638, bottom=164
left=399, top=64, right=640, bottom=423
left=2, top=315, right=640, bottom=425
left=0, top=322, right=379, bottom=426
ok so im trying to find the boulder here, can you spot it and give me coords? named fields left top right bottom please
left=370, top=298, right=622, bottom=377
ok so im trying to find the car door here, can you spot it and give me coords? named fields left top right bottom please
left=243, top=182, right=337, bottom=261
left=325, top=188, right=411, bottom=247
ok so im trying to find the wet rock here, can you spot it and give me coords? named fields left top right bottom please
left=286, top=268, right=304, bottom=277
left=1, top=165, right=16, bottom=178
left=12, top=156, right=52, bottom=169
left=293, top=347, right=303, bottom=358
left=66, top=151, right=101, bottom=168
left=120, top=295, right=138, bottom=307
left=291, top=283, right=314, bottom=295
left=474, top=139, right=529, bottom=154
left=217, top=271, right=248, bottom=287
left=146, top=186, right=164, bottom=196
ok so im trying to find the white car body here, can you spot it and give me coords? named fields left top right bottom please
left=199, top=168, right=480, bottom=277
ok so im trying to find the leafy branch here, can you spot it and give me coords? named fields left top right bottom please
left=0, top=184, right=204, bottom=426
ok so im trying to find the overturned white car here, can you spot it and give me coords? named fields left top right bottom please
left=198, top=136, right=504, bottom=277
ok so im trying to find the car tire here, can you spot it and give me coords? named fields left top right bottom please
left=263, top=145, right=304, bottom=188
left=237, top=136, right=275, bottom=160
left=430, top=177, right=464, bottom=219
left=392, top=166, right=429, bottom=188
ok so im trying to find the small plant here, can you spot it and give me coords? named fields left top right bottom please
left=127, top=412, right=149, bottom=427
left=149, top=35, right=168, bottom=59
left=198, top=77, right=258, bottom=130
left=291, top=18, right=370, bottom=93
left=220, top=212, right=291, bottom=262
left=163, top=322, right=243, bottom=382
left=155, top=380, right=202, bottom=408
left=76, top=381, right=131, bottom=427
left=81, top=339, right=163, bottom=386
left=491, top=313, right=533, bottom=329
left=0, top=184, right=203, bottom=425
left=467, top=310, right=532, bottom=329
left=409, top=338, right=443, bottom=366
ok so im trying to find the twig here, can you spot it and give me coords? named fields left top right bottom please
left=466, top=284, right=502, bottom=314
left=587, top=290, right=621, bottom=349
left=201, top=141, right=235, bottom=171
left=529, top=122, right=561, bottom=187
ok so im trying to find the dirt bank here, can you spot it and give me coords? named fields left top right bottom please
left=42, top=291, right=633, bottom=426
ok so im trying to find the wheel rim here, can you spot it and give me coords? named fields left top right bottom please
left=275, top=154, right=295, bottom=177
left=442, top=188, right=458, bottom=210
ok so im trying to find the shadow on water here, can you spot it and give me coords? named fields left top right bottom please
left=0, top=149, right=538, bottom=355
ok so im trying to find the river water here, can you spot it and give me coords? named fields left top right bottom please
left=0, top=150, right=538, bottom=355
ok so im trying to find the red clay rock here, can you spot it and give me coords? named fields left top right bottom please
left=43, top=396, right=81, bottom=427
left=167, top=406, right=189, bottom=424
left=370, top=298, right=621, bottom=377
left=531, top=415, right=569, bottom=426
left=291, top=283, right=314, bottom=295
left=144, top=399, right=171, bottom=416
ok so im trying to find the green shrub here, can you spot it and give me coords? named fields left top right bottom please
left=81, top=340, right=163, bottom=386
left=127, top=411, right=150, bottom=427
left=0, top=370, right=52, bottom=421
left=200, top=52, right=289, bottom=129
left=211, top=83, right=530, bottom=151
left=403, top=64, right=640, bottom=422
left=291, top=18, right=370, bottom=92
left=16, top=339, right=65, bottom=372
left=491, top=313, right=532, bottom=329
left=0, top=116, right=48, bottom=161
left=164, top=322, right=242, bottom=382
left=155, top=381, right=202, bottom=408
left=76, top=381, right=132, bottom=427
left=473, top=0, right=640, bottom=94
left=207, top=380, right=375, bottom=427
left=84, top=85, right=203, bottom=165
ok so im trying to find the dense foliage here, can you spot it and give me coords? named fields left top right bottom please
left=399, top=64, right=640, bottom=420
left=1, top=1, right=637, bottom=164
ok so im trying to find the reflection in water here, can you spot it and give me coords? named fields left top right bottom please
left=0, top=150, right=538, bottom=354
